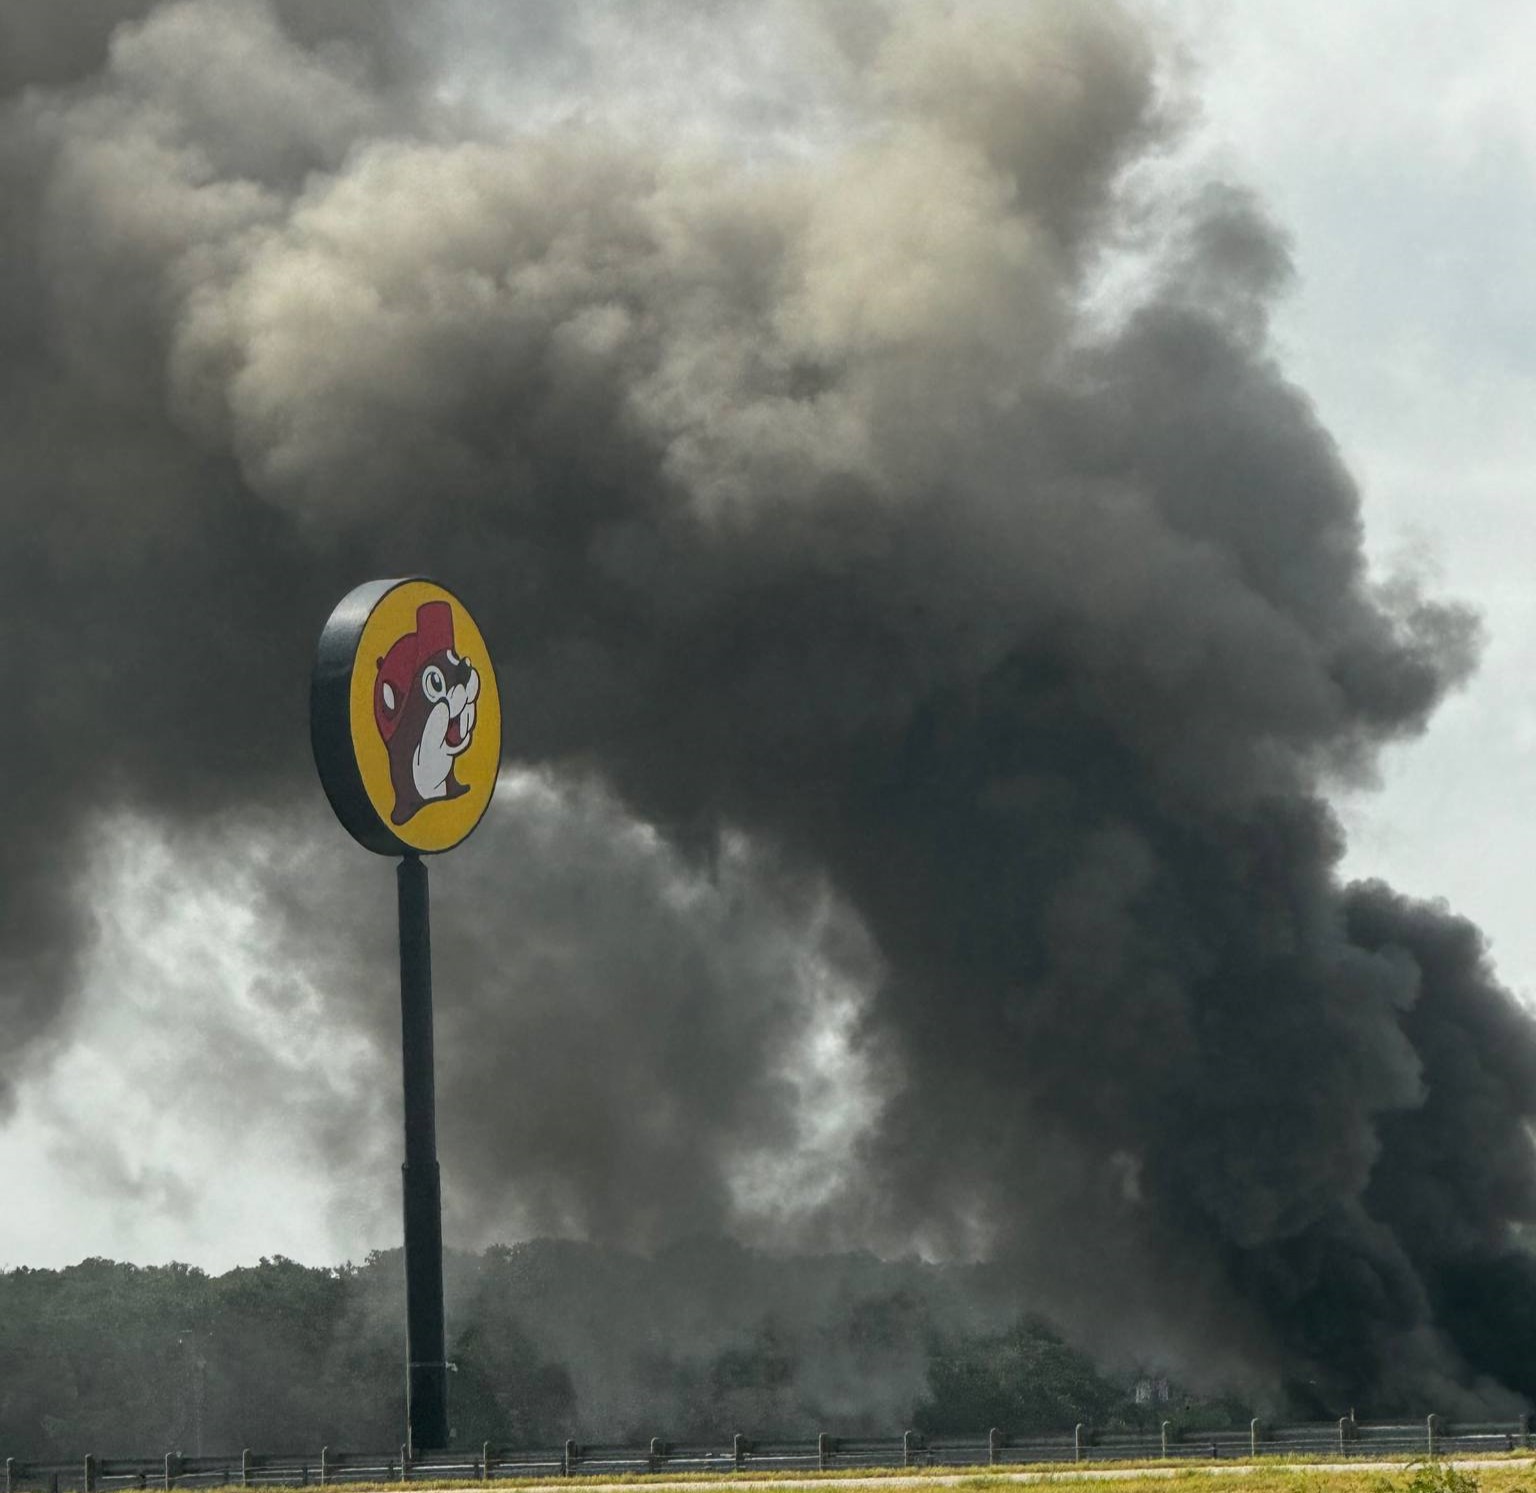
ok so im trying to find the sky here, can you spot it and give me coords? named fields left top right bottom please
left=1, top=0, right=1534, bottom=1324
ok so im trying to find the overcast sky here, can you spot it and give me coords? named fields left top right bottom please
left=3, top=0, right=1534, bottom=1274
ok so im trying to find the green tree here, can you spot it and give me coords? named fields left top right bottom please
left=917, top=1316, right=1126, bottom=1435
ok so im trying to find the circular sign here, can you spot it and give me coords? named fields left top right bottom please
left=312, top=578, right=502, bottom=855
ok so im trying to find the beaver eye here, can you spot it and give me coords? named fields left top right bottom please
left=422, top=667, right=446, bottom=703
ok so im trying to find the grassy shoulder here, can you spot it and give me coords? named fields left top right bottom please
left=308, top=1458, right=1536, bottom=1493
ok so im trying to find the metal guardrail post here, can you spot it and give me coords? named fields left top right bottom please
left=988, top=1428, right=1002, bottom=1467
left=164, top=1453, right=177, bottom=1491
left=562, top=1440, right=578, bottom=1477
left=817, top=1433, right=831, bottom=1471
left=1160, top=1421, right=1170, bottom=1460
left=4, top=1457, right=13, bottom=1493
left=482, top=1442, right=493, bottom=1481
left=1427, top=1414, right=1439, bottom=1459
left=84, top=1455, right=97, bottom=1493
left=902, top=1431, right=916, bottom=1468
left=1074, top=1424, right=1084, bottom=1464
left=732, top=1435, right=746, bottom=1472
left=1522, top=1414, right=1531, bottom=1450
left=1338, top=1417, right=1350, bottom=1457
left=400, top=1443, right=410, bottom=1482
left=319, top=1447, right=329, bottom=1487
left=240, top=1451, right=250, bottom=1488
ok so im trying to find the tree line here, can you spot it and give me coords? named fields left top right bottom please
left=0, top=1241, right=1244, bottom=1459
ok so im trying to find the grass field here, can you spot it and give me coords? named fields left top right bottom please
left=295, top=1458, right=1536, bottom=1493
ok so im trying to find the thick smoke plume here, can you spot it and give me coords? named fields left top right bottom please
left=3, top=0, right=1534, bottom=1418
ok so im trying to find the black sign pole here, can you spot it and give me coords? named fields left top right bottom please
left=397, top=852, right=449, bottom=1453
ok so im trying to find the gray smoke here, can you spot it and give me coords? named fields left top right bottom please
left=3, top=0, right=1532, bottom=1415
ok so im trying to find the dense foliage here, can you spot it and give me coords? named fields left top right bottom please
left=0, top=1243, right=1234, bottom=1459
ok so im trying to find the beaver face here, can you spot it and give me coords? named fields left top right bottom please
left=381, top=647, right=481, bottom=824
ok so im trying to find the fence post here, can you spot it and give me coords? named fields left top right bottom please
left=483, top=1442, right=493, bottom=1481
left=732, top=1436, right=746, bottom=1472
left=164, top=1453, right=177, bottom=1492
left=319, top=1447, right=329, bottom=1487
left=988, top=1428, right=1002, bottom=1467
left=1521, top=1414, right=1530, bottom=1450
left=400, top=1443, right=410, bottom=1482
left=903, top=1431, right=916, bottom=1469
left=563, top=1440, right=578, bottom=1477
left=85, top=1455, right=97, bottom=1493
left=1250, top=1420, right=1261, bottom=1459
left=1161, top=1422, right=1170, bottom=1460
left=1339, top=1417, right=1350, bottom=1458
left=817, top=1434, right=832, bottom=1472
left=239, top=1451, right=250, bottom=1488
left=1074, top=1424, right=1084, bottom=1464
left=5, top=1459, right=13, bottom=1493
left=1427, top=1414, right=1438, bottom=1459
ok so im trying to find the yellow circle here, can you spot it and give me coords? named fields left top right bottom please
left=348, top=580, right=501, bottom=853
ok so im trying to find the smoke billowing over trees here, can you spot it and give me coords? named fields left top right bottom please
left=1, top=0, right=1534, bottom=1419
left=0, top=1244, right=1236, bottom=1457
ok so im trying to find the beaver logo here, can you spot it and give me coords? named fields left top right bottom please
left=373, top=600, right=482, bottom=826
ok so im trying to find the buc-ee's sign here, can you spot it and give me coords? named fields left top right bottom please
left=312, top=578, right=502, bottom=855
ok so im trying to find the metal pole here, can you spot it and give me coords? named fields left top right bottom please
left=399, top=854, right=449, bottom=1452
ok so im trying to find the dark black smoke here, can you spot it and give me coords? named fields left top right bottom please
left=2, top=0, right=1532, bottom=1418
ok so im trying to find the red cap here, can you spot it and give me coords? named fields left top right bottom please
left=374, top=601, right=456, bottom=742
